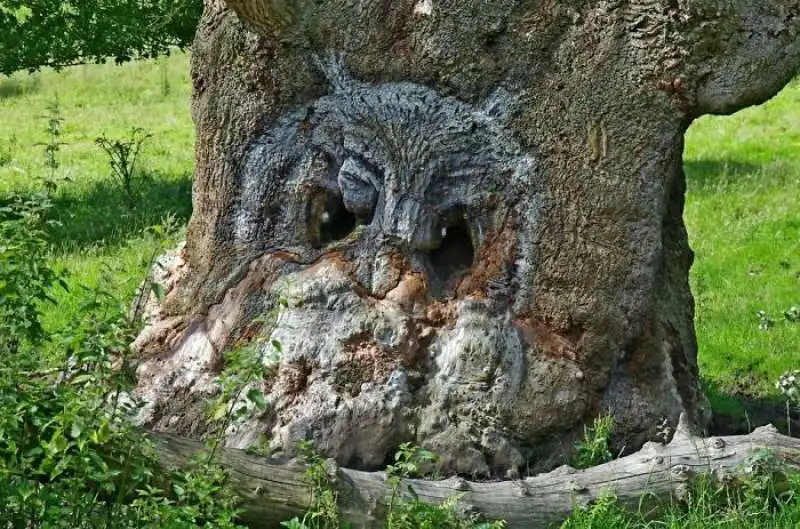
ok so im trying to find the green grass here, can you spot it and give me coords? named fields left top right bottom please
left=561, top=474, right=800, bottom=529
left=0, top=52, right=193, bottom=335
left=684, top=79, right=800, bottom=420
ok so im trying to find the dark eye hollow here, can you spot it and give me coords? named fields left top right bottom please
left=429, top=211, right=475, bottom=281
left=308, top=190, right=357, bottom=249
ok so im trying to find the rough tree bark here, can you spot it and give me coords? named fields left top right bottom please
left=151, top=419, right=800, bottom=528
left=133, top=0, right=800, bottom=480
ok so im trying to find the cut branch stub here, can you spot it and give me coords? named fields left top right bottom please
left=690, top=0, right=800, bottom=115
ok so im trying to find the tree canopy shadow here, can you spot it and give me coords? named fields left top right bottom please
left=683, top=159, right=762, bottom=191
left=50, top=171, right=193, bottom=250
left=0, top=74, right=41, bottom=100
left=702, top=378, right=799, bottom=438
left=1, top=171, right=192, bottom=251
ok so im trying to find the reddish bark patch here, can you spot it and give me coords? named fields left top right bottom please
left=235, top=319, right=266, bottom=346
left=133, top=316, right=191, bottom=360
left=456, top=222, right=518, bottom=298
left=424, top=301, right=458, bottom=328
left=515, top=316, right=580, bottom=362
left=334, top=320, right=426, bottom=397
left=385, top=272, right=429, bottom=311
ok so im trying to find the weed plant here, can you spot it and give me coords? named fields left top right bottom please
left=572, top=412, right=615, bottom=469
left=95, top=127, right=152, bottom=207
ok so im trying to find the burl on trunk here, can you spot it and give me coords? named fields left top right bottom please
left=133, top=0, right=800, bottom=477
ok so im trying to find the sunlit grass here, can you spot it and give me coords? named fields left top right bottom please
left=685, top=80, right=800, bottom=411
left=0, top=53, right=193, bottom=336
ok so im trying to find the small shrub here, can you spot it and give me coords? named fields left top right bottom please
left=279, top=441, right=343, bottom=529
left=385, top=443, right=505, bottom=529
left=283, top=441, right=505, bottom=529
left=205, top=305, right=285, bottom=462
left=95, top=127, right=152, bottom=206
left=0, top=192, right=65, bottom=355
left=387, top=442, right=439, bottom=483
left=560, top=494, right=630, bottom=529
left=291, top=440, right=343, bottom=529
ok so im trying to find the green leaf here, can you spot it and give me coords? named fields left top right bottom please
left=47, top=431, right=69, bottom=455
left=91, top=421, right=111, bottom=444
left=246, top=388, right=268, bottom=410
left=280, top=519, right=310, bottom=529
left=211, top=402, right=229, bottom=422
left=70, top=374, right=94, bottom=386
left=70, top=420, right=83, bottom=439
left=23, top=446, right=43, bottom=458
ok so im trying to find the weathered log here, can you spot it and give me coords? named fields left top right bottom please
left=151, top=418, right=800, bottom=529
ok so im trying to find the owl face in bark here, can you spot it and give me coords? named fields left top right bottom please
left=138, top=58, right=586, bottom=478
left=234, top=56, right=536, bottom=301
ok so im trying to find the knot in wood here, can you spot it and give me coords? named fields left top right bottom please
left=454, top=477, right=471, bottom=491
left=670, top=464, right=693, bottom=481
left=569, top=480, right=588, bottom=493
left=710, top=438, right=725, bottom=450
left=455, top=503, right=481, bottom=519
left=463, top=504, right=480, bottom=516
left=712, top=467, right=735, bottom=485
left=674, top=482, right=691, bottom=502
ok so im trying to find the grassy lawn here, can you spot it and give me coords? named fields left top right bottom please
left=0, top=55, right=798, bottom=421
left=0, top=53, right=193, bottom=335
left=685, top=80, right=800, bottom=424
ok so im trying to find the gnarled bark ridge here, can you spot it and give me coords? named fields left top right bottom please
left=133, top=0, right=800, bottom=477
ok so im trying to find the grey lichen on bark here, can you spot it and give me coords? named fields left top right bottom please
left=133, top=0, right=800, bottom=477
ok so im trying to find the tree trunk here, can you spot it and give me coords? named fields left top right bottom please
left=133, top=0, right=800, bottom=477
left=150, top=419, right=800, bottom=528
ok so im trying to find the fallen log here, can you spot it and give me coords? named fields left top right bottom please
left=151, top=416, right=800, bottom=529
